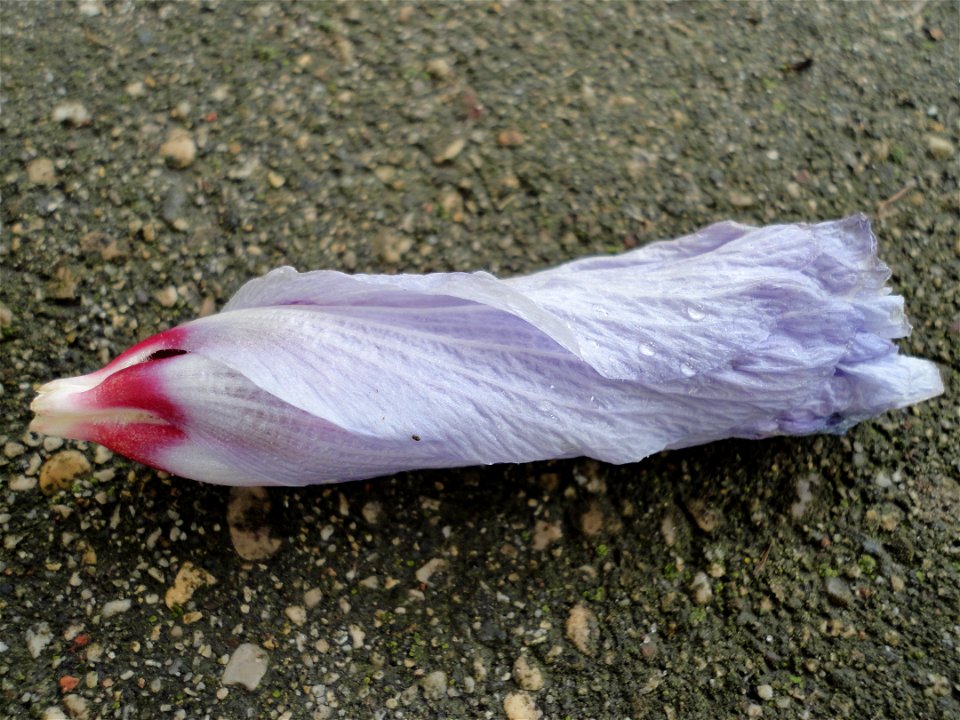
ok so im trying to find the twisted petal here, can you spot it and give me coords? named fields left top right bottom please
left=30, top=215, right=943, bottom=486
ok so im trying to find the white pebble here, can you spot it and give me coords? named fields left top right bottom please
left=284, top=605, right=307, bottom=626
left=420, top=670, right=447, bottom=700
left=690, top=571, right=713, bottom=605
left=62, top=694, right=89, bottom=720
left=102, top=599, right=132, bottom=619
left=925, top=134, right=955, bottom=160
left=8, top=476, right=37, bottom=492
left=348, top=624, right=365, bottom=649
left=26, top=622, right=53, bottom=659
left=416, top=558, right=447, bottom=584
left=503, top=691, right=541, bottom=720
left=51, top=101, right=90, bottom=126
left=3, top=442, right=25, bottom=458
left=222, top=643, right=269, bottom=691
left=513, top=655, right=545, bottom=692
left=159, top=131, right=197, bottom=169
left=303, top=587, right=323, bottom=609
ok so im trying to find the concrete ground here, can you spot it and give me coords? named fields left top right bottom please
left=1, top=2, right=957, bottom=719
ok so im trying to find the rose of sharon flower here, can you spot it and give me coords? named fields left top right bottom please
left=30, top=216, right=942, bottom=486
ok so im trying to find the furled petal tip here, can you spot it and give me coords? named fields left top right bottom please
left=31, top=215, right=943, bottom=486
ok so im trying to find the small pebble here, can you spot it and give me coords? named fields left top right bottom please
left=155, top=286, right=178, bottom=308
left=880, top=513, right=898, bottom=532
left=513, top=655, right=545, bottom=692
left=420, top=670, right=447, bottom=700
left=222, top=643, right=269, bottom=691
left=686, top=498, right=722, bottom=532
left=503, top=691, right=541, bottom=720
left=62, top=694, right=89, bottom=720
left=9, top=476, right=37, bottom=492
left=227, top=486, right=282, bottom=560
left=874, top=472, right=893, bottom=488
left=102, top=599, right=132, bottom=619
left=303, top=587, right=323, bottom=609
left=925, top=135, right=955, bottom=160
left=435, top=137, right=465, bottom=164
left=565, top=604, right=598, bottom=656
left=334, top=35, right=354, bottom=64
left=531, top=520, right=562, bottom=550
left=415, top=558, right=447, bottom=585
left=925, top=672, right=950, bottom=697
left=26, top=622, right=53, bottom=659
left=59, top=676, right=80, bottom=693
left=757, top=683, right=774, bottom=700
left=39, top=450, right=90, bottom=496
left=47, top=266, right=79, bottom=300
left=497, top=129, right=525, bottom=147
left=284, top=606, right=307, bottom=626
left=349, top=623, right=365, bottom=648
left=361, top=501, right=382, bottom=524
left=579, top=506, right=604, bottom=536
left=373, top=231, right=413, bottom=264
left=825, top=577, right=853, bottom=607
left=51, top=100, right=91, bottom=126
left=426, top=58, right=452, bottom=79
left=160, top=130, right=197, bottom=168
left=161, top=186, right=187, bottom=228
left=3, top=441, right=25, bottom=458
left=165, top=561, right=217, bottom=609
left=26, top=157, right=57, bottom=185
left=690, top=571, right=713, bottom=606
left=77, top=0, right=102, bottom=17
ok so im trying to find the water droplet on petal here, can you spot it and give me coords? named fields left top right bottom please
left=639, top=343, right=656, bottom=357
left=679, top=362, right=696, bottom=377
left=686, top=305, right=705, bottom=321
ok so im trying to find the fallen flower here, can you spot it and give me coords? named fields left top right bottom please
left=30, top=215, right=942, bottom=486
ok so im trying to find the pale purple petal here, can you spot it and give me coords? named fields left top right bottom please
left=30, top=215, right=943, bottom=486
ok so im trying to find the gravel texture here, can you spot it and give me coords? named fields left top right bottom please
left=1, top=2, right=958, bottom=719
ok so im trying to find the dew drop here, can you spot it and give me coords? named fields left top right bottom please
left=679, top=362, right=696, bottom=377
left=686, top=305, right=706, bottom=321
left=639, top=342, right=656, bottom=357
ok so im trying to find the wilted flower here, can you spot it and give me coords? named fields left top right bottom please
left=30, top=215, right=943, bottom=486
